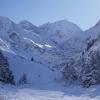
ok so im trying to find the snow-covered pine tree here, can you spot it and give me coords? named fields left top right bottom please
left=62, top=58, right=78, bottom=84
left=80, top=51, right=100, bottom=87
left=0, top=51, right=15, bottom=85
left=18, top=73, right=27, bottom=85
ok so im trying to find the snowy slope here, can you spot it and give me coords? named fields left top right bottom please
left=39, top=20, right=82, bottom=45
left=18, top=20, right=40, bottom=34
left=6, top=52, right=60, bottom=84
left=0, top=36, right=62, bottom=84
left=0, top=16, right=66, bottom=84
left=59, top=19, right=100, bottom=58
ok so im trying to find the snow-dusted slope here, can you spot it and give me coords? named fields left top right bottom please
left=84, top=20, right=100, bottom=38
left=18, top=20, right=40, bottom=34
left=0, top=36, right=61, bottom=84
left=39, top=20, right=82, bottom=45
left=0, top=16, right=66, bottom=84
left=59, top=20, right=100, bottom=58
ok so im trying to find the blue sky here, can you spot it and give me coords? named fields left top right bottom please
left=0, top=0, right=100, bottom=30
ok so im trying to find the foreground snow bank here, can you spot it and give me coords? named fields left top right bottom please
left=0, top=84, right=100, bottom=100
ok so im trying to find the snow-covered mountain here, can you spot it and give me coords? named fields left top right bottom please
left=39, top=20, right=82, bottom=45
left=59, top=20, right=100, bottom=58
left=1, top=16, right=100, bottom=88
left=0, top=16, right=72, bottom=84
left=18, top=20, right=40, bottom=34
left=61, top=21, right=100, bottom=87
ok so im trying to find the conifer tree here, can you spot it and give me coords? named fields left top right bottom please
left=0, top=51, right=15, bottom=85
left=19, top=73, right=27, bottom=85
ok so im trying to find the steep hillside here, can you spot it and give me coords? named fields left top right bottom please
left=0, top=17, right=68, bottom=84
left=59, top=20, right=100, bottom=58
left=62, top=34, right=100, bottom=87
left=39, top=20, right=82, bottom=45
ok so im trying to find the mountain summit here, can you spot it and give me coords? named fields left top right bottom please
left=39, top=19, right=82, bottom=45
left=19, top=20, right=39, bottom=33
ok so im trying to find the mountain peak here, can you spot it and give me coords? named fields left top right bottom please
left=19, top=20, right=37, bottom=28
left=0, top=16, right=13, bottom=25
left=39, top=19, right=82, bottom=44
left=54, top=19, right=69, bottom=23
left=0, top=16, right=16, bottom=32
left=51, top=19, right=82, bottom=32
left=19, top=20, right=33, bottom=25
left=54, top=19, right=75, bottom=25
left=95, top=20, right=100, bottom=26
left=0, top=16, right=10, bottom=21
left=19, top=20, right=39, bottom=33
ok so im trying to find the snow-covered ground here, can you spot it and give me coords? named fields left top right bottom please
left=0, top=84, right=100, bottom=100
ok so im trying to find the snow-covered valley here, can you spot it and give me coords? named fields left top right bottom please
left=1, top=16, right=100, bottom=100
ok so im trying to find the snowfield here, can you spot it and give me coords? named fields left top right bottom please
left=0, top=84, right=100, bottom=100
